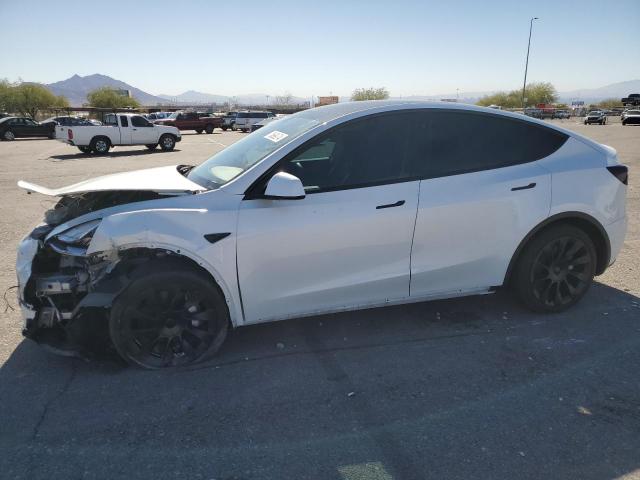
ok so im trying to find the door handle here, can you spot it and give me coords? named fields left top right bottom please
left=511, top=182, right=536, bottom=191
left=376, top=200, right=405, bottom=209
left=132, top=128, right=138, bottom=131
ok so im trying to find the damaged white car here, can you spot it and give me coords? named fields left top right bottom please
left=16, top=101, right=627, bottom=368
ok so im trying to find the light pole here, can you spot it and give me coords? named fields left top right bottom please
left=521, top=17, right=539, bottom=109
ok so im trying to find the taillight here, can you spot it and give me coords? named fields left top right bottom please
left=67, top=129, right=73, bottom=140
left=607, top=165, right=628, bottom=185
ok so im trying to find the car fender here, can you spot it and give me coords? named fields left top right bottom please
left=86, top=205, right=243, bottom=327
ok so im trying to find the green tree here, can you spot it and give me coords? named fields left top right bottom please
left=593, top=98, right=623, bottom=109
left=477, top=82, right=558, bottom=108
left=87, top=87, right=140, bottom=109
left=13, top=83, right=69, bottom=118
left=0, top=79, right=19, bottom=113
left=351, top=87, right=390, bottom=101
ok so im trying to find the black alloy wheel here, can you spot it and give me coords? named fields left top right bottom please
left=513, top=225, right=596, bottom=312
left=110, top=265, right=228, bottom=368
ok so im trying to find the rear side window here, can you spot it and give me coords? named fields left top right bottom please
left=407, top=110, right=568, bottom=179
left=119, top=116, right=129, bottom=127
left=103, top=114, right=118, bottom=126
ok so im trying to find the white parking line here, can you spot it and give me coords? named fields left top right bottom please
left=207, top=138, right=228, bottom=148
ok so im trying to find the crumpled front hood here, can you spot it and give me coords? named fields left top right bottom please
left=17, top=165, right=205, bottom=196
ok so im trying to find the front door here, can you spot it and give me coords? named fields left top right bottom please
left=130, top=115, right=158, bottom=144
left=236, top=112, right=420, bottom=324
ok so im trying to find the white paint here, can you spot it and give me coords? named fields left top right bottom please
left=16, top=101, right=629, bottom=330
left=54, top=113, right=180, bottom=148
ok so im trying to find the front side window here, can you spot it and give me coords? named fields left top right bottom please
left=131, top=116, right=151, bottom=127
left=281, top=113, right=411, bottom=193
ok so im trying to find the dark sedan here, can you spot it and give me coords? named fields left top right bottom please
left=584, top=111, right=607, bottom=125
left=0, top=116, right=55, bottom=140
left=40, top=116, right=96, bottom=128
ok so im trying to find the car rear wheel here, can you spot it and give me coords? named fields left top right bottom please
left=90, top=137, right=110, bottom=154
left=78, top=146, right=92, bottom=154
left=3, top=130, right=15, bottom=141
left=205, top=124, right=214, bottom=134
left=195, top=129, right=203, bottom=134
left=145, top=144, right=157, bottom=150
left=109, top=263, right=229, bottom=369
left=159, top=134, right=176, bottom=151
left=513, top=225, right=596, bottom=313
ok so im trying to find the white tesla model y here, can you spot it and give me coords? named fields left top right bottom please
left=16, top=101, right=627, bottom=368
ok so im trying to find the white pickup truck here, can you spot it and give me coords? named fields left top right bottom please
left=56, top=113, right=181, bottom=154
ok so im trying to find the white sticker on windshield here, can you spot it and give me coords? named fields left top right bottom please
left=264, top=130, right=288, bottom=143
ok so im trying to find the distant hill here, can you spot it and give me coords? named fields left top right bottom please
left=46, top=74, right=166, bottom=106
left=557, top=79, right=640, bottom=103
left=42, top=74, right=640, bottom=107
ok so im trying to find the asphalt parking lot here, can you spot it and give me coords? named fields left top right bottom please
left=1, top=120, right=639, bottom=479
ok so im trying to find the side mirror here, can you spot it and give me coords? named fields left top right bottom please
left=264, top=172, right=305, bottom=200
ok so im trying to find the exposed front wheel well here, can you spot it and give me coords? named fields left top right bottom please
left=504, top=213, right=611, bottom=286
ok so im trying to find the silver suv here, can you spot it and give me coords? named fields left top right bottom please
left=234, top=111, right=275, bottom=132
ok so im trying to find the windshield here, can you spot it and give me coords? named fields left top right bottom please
left=188, top=115, right=321, bottom=189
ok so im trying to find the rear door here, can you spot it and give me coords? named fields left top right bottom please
left=406, top=110, right=566, bottom=296
left=237, top=112, right=420, bottom=323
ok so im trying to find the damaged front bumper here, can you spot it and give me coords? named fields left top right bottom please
left=16, top=225, right=116, bottom=357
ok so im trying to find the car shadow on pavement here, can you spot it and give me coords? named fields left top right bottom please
left=48, top=149, right=183, bottom=161
left=1, top=282, right=640, bottom=479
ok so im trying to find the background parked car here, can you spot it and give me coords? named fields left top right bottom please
left=584, top=111, right=607, bottom=125
left=221, top=111, right=238, bottom=131
left=0, top=116, right=55, bottom=140
left=250, top=116, right=278, bottom=132
left=146, top=112, right=172, bottom=121
left=621, top=109, right=640, bottom=125
left=154, top=111, right=223, bottom=134
left=40, top=116, right=96, bottom=128
left=234, top=111, right=275, bottom=132
left=553, top=110, right=570, bottom=119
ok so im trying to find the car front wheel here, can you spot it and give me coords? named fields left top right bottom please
left=513, top=225, right=596, bottom=313
left=159, top=134, right=176, bottom=151
left=109, top=262, right=229, bottom=369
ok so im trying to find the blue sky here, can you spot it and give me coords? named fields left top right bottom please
left=1, top=0, right=637, bottom=97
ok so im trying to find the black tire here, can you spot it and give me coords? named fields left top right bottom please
left=195, top=129, right=203, bottom=134
left=78, top=146, right=92, bottom=154
left=90, top=136, right=110, bottom=154
left=145, top=144, right=157, bottom=150
left=48, top=131, right=56, bottom=139
left=205, top=124, right=214, bottom=134
left=512, top=225, right=597, bottom=313
left=622, top=121, right=627, bottom=126
left=221, top=126, right=228, bottom=131
left=109, top=261, right=229, bottom=369
left=2, top=129, right=15, bottom=141
left=159, top=134, right=176, bottom=151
